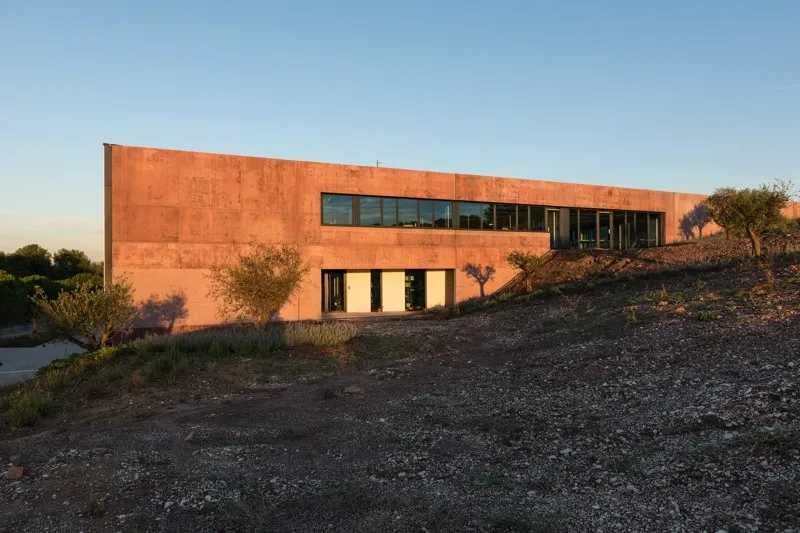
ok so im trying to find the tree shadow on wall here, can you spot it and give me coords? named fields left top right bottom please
left=679, top=203, right=712, bottom=240
left=461, top=263, right=496, bottom=298
left=137, top=291, right=189, bottom=332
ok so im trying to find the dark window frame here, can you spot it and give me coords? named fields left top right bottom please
left=319, top=194, right=666, bottom=249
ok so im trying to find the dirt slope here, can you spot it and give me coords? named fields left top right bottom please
left=1, top=261, right=799, bottom=532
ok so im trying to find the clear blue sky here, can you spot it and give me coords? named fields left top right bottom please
left=1, top=0, right=798, bottom=260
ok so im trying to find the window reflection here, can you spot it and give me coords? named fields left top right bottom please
left=322, top=194, right=353, bottom=225
left=530, top=206, right=546, bottom=231
left=458, top=202, right=483, bottom=229
left=359, top=197, right=381, bottom=226
left=419, top=200, right=434, bottom=228
left=398, top=198, right=419, bottom=227
left=434, top=201, right=452, bottom=228
left=496, top=204, right=516, bottom=230
left=381, top=198, right=397, bottom=227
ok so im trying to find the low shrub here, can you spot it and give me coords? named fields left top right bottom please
left=130, top=321, right=357, bottom=356
left=285, top=321, right=358, bottom=347
left=5, top=390, right=53, bottom=428
left=143, top=345, right=189, bottom=379
left=41, top=368, right=69, bottom=391
left=697, top=311, right=720, bottom=322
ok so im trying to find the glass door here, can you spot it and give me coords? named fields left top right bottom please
left=404, top=270, right=426, bottom=311
left=547, top=209, right=560, bottom=248
left=322, top=270, right=346, bottom=312
left=370, top=270, right=382, bottom=312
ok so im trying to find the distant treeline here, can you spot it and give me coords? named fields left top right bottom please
left=0, top=244, right=104, bottom=326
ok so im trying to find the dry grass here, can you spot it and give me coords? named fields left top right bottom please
left=0, top=321, right=359, bottom=429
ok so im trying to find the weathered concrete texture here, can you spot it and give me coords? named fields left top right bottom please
left=106, top=144, right=779, bottom=327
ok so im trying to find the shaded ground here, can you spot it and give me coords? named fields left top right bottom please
left=1, top=260, right=799, bottom=532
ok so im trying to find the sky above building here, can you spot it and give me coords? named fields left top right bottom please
left=0, top=0, right=798, bottom=260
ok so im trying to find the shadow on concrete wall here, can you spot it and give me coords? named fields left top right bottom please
left=461, top=263, right=496, bottom=298
left=137, top=291, right=189, bottom=332
left=679, top=203, right=713, bottom=240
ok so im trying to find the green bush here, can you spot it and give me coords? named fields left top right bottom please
left=31, top=278, right=138, bottom=351
left=62, top=273, right=103, bottom=291
left=0, top=271, right=28, bottom=325
left=21, top=274, right=66, bottom=300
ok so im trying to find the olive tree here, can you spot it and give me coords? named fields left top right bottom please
left=506, top=250, right=547, bottom=292
left=206, top=243, right=309, bottom=328
left=31, top=278, right=138, bottom=351
left=703, top=180, right=793, bottom=257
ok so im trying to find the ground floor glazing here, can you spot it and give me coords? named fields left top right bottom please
left=322, top=269, right=455, bottom=313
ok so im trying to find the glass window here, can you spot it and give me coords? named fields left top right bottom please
left=458, top=202, right=483, bottom=229
left=635, top=212, right=649, bottom=247
left=322, top=194, right=353, bottom=225
left=518, top=206, right=530, bottom=230
left=530, top=206, right=546, bottom=231
left=382, top=198, right=398, bottom=227
left=579, top=209, right=597, bottom=248
left=482, top=204, right=494, bottom=229
left=649, top=214, right=660, bottom=247
left=496, top=204, right=516, bottom=230
left=598, top=211, right=611, bottom=249
left=434, top=201, right=453, bottom=228
left=419, top=200, right=434, bottom=228
left=398, top=198, right=419, bottom=227
left=613, top=211, right=628, bottom=250
left=359, top=196, right=381, bottom=226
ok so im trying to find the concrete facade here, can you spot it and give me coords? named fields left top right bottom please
left=105, top=144, right=792, bottom=328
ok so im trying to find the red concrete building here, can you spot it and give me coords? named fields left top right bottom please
left=104, top=144, right=734, bottom=328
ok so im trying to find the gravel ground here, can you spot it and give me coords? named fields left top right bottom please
left=1, top=262, right=799, bottom=532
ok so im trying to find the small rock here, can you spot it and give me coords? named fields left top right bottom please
left=701, top=413, right=726, bottom=428
left=675, top=307, right=686, bottom=314
left=164, top=501, right=174, bottom=510
left=184, top=431, right=195, bottom=443
left=9, top=455, right=21, bottom=466
left=6, top=467, right=23, bottom=480
left=343, top=385, right=364, bottom=395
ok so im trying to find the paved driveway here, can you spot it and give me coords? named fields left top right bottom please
left=0, top=341, right=84, bottom=388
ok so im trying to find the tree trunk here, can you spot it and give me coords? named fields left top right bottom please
left=746, top=228, right=762, bottom=257
left=525, top=276, right=532, bottom=293
left=479, top=284, right=485, bottom=298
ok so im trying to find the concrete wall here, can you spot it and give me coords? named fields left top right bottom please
left=106, top=144, right=731, bottom=327
left=381, top=270, right=406, bottom=312
left=425, top=270, right=447, bottom=308
left=344, top=271, right=371, bottom=313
